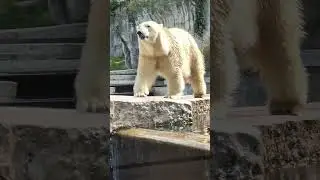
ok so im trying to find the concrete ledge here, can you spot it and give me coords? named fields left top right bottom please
left=111, top=128, right=210, bottom=180
left=110, top=95, right=210, bottom=134
left=0, top=107, right=109, bottom=180
left=211, top=103, right=320, bottom=179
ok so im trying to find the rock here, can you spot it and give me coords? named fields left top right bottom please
left=210, top=103, right=320, bottom=179
left=0, top=107, right=109, bottom=180
left=0, top=81, right=17, bottom=103
left=110, top=95, right=210, bottom=134
left=111, top=128, right=210, bottom=180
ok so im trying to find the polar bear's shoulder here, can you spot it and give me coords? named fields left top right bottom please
left=163, top=27, right=193, bottom=44
left=167, top=27, right=191, bottom=36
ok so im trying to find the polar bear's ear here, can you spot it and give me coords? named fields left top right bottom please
left=159, top=24, right=163, bottom=28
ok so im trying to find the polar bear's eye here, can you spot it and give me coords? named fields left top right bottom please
left=145, top=25, right=150, bottom=28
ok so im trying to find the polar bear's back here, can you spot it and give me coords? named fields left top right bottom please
left=167, top=28, right=199, bottom=48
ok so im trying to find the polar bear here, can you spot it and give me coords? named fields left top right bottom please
left=211, top=0, right=308, bottom=120
left=133, top=21, right=207, bottom=99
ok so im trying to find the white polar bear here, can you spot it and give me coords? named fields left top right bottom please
left=211, top=0, right=308, bottom=120
left=133, top=21, right=207, bottom=99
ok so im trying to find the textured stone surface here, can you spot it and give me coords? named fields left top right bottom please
left=0, top=107, right=109, bottom=180
left=110, top=95, right=210, bottom=133
left=0, top=81, right=17, bottom=103
left=264, top=165, right=320, bottom=180
left=111, top=128, right=210, bottom=180
left=210, top=103, right=320, bottom=179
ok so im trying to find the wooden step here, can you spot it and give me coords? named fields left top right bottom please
left=0, top=59, right=80, bottom=75
left=0, top=23, right=87, bottom=44
left=0, top=43, right=83, bottom=60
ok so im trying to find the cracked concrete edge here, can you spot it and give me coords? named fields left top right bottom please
left=110, top=95, right=210, bottom=133
left=0, top=107, right=108, bottom=129
left=211, top=115, right=320, bottom=178
left=110, top=127, right=210, bottom=174
left=114, top=128, right=210, bottom=151
left=0, top=122, right=110, bottom=180
left=211, top=119, right=264, bottom=179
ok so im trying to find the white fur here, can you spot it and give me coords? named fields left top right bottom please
left=134, top=21, right=206, bottom=98
left=211, top=0, right=308, bottom=123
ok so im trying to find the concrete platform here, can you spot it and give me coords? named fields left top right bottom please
left=110, top=95, right=210, bottom=134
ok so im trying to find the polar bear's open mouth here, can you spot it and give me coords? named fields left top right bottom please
left=137, top=31, right=147, bottom=40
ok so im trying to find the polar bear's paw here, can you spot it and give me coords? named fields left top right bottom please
left=134, top=92, right=148, bottom=97
left=76, top=97, right=109, bottom=113
left=164, top=93, right=183, bottom=100
left=133, top=86, right=150, bottom=97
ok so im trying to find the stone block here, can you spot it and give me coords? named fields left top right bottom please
left=0, top=81, right=17, bottom=103
left=111, top=128, right=210, bottom=180
left=110, top=95, right=210, bottom=134
left=210, top=103, right=320, bottom=179
left=0, top=107, right=109, bottom=180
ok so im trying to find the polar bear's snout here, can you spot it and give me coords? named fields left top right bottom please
left=137, top=31, right=147, bottom=40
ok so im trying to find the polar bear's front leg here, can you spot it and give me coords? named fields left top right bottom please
left=211, top=0, right=239, bottom=121
left=164, top=71, right=185, bottom=99
left=133, top=75, right=149, bottom=97
left=74, top=0, right=108, bottom=113
left=75, top=67, right=108, bottom=113
left=133, top=57, right=157, bottom=97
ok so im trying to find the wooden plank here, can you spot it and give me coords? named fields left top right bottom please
left=0, top=59, right=80, bottom=74
left=0, top=23, right=87, bottom=44
left=301, top=49, right=320, bottom=66
left=110, top=80, right=166, bottom=87
left=0, top=43, right=83, bottom=60
left=0, top=98, right=74, bottom=109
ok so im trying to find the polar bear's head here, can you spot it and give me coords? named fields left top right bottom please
left=136, top=21, right=163, bottom=43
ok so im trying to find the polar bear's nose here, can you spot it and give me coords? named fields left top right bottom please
left=137, top=31, right=146, bottom=39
